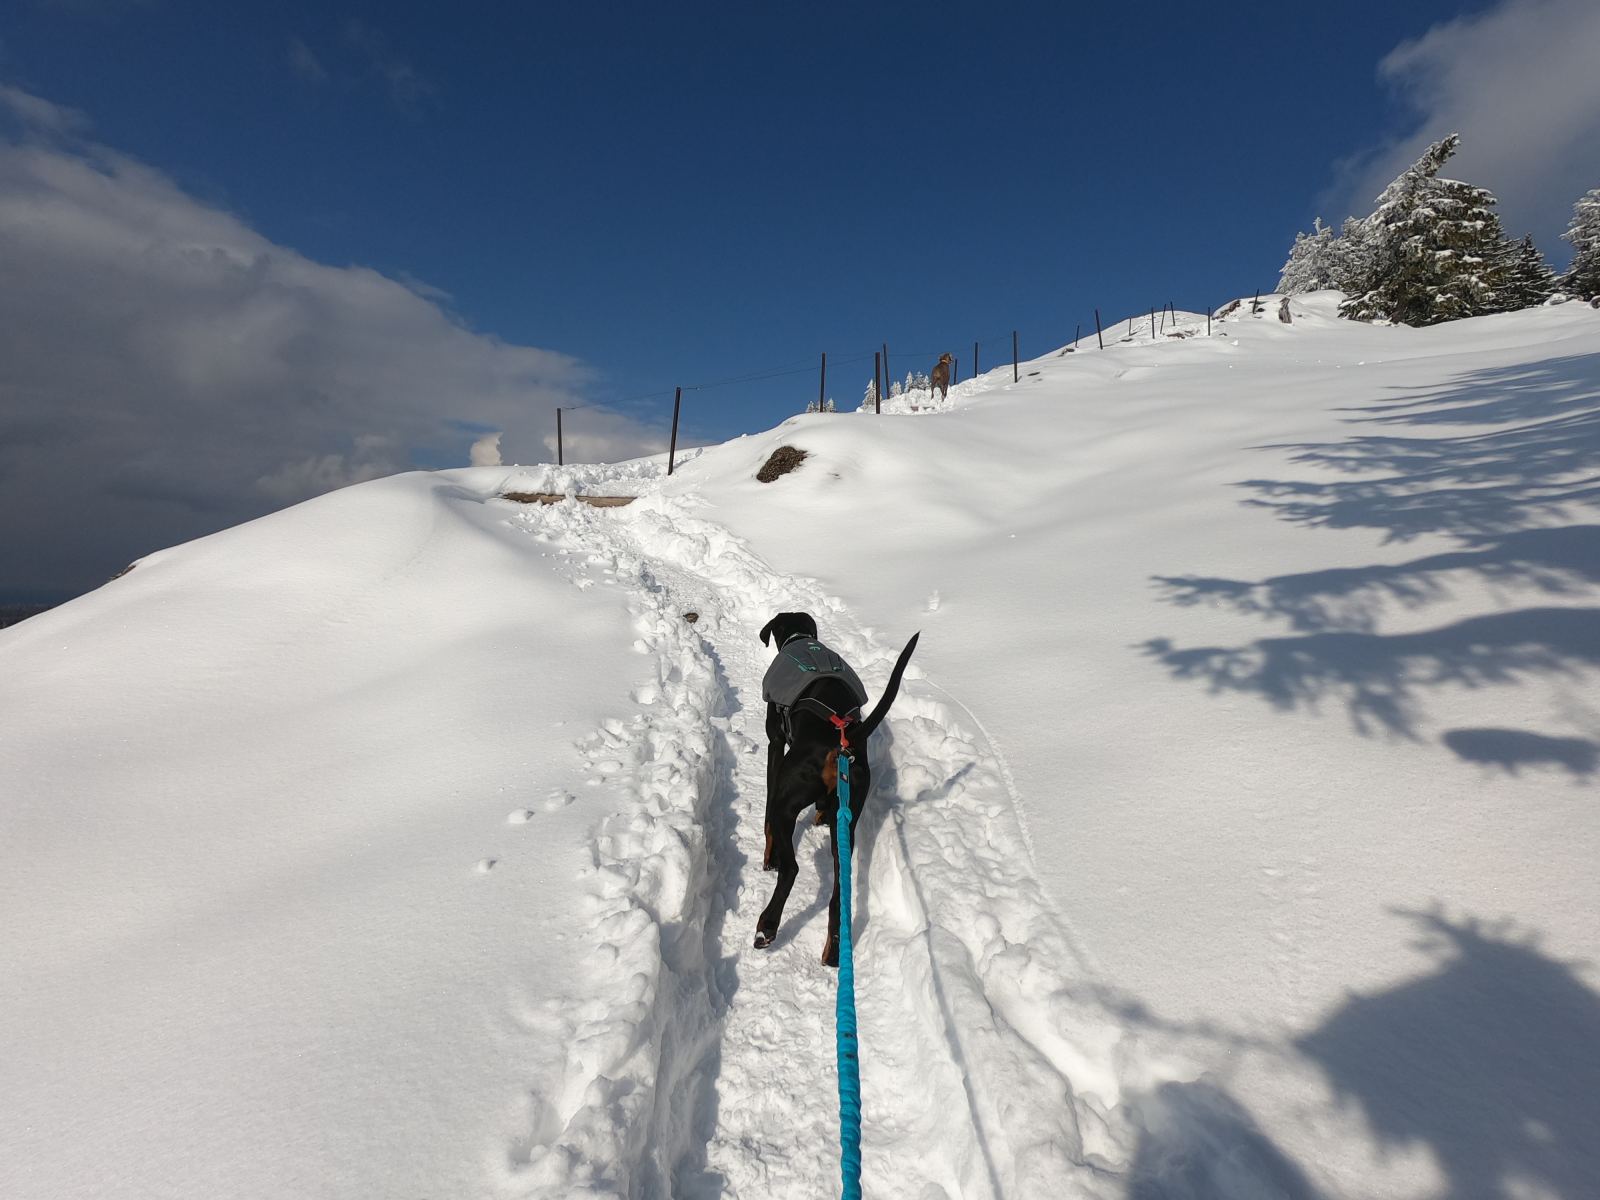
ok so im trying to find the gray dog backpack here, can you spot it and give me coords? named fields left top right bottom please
left=762, top=635, right=868, bottom=742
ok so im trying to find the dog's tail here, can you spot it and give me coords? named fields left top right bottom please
left=858, top=632, right=920, bottom=740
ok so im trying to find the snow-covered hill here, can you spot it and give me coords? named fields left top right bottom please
left=4, top=293, right=1598, bottom=1199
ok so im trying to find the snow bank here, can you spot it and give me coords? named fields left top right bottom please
left=6, top=293, right=1600, bottom=1198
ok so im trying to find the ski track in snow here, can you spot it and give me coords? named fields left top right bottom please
left=488, top=482, right=1178, bottom=1199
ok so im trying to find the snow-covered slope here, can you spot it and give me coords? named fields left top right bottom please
left=4, top=293, right=1598, bottom=1199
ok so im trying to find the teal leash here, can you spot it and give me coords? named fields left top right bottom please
left=834, top=747, right=863, bottom=1199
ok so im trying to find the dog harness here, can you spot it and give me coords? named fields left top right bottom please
left=762, top=634, right=868, bottom=745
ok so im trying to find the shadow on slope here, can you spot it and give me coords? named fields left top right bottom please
left=1147, top=351, right=1600, bottom=746
left=1441, top=727, right=1599, bottom=777
left=1126, top=1081, right=1320, bottom=1200
left=1122, top=910, right=1600, bottom=1200
left=1296, top=909, right=1600, bottom=1200
left=1143, top=607, right=1600, bottom=738
left=1239, top=354, right=1600, bottom=543
left=1155, top=527, right=1600, bottom=635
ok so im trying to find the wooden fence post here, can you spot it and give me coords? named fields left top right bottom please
left=819, top=352, right=827, bottom=412
left=556, top=407, right=563, bottom=466
left=1012, top=330, right=1019, bottom=382
left=973, top=340, right=979, bottom=378
left=1150, top=307, right=1156, bottom=339
left=874, top=352, right=882, bottom=414
left=1206, top=306, right=1212, bottom=336
left=1074, top=322, right=1081, bottom=351
left=668, top=387, right=681, bottom=475
left=883, top=343, right=890, bottom=398
left=1094, top=308, right=1104, bottom=349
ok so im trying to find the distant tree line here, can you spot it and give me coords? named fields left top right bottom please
left=1277, top=133, right=1600, bottom=325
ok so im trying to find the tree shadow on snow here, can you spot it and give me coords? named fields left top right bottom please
left=1126, top=1080, right=1321, bottom=1200
left=1155, top=526, right=1600, bottom=636
left=1121, top=909, right=1600, bottom=1200
left=1142, top=606, right=1600, bottom=739
left=1238, top=354, right=1600, bottom=543
left=1147, top=353, right=1600, bottom=748
left=1441, top=727, right=1598, bottom=778
left=1295, top=908, right=1600, bottom=1200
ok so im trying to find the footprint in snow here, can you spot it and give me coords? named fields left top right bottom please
left=475, top=858, right=498, bottom=874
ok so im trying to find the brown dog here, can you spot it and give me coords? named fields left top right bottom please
left=930, top=352, right=953, bottom=401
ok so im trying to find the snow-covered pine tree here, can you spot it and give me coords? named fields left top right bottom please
left=1330, top=215, right=1381, bottom=296
left=1561, top=187, right=1600, bottom=299
left=1277, top=218, right=1340, bottom=294
left=1340, top=134, right=1516, bottom=326
left=1498, top=235, right=1556, bottom=310
left=861, top=377, right=878, bottom=410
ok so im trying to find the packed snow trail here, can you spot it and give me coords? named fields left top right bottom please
left=497, top=482, right=1176, bottom=1199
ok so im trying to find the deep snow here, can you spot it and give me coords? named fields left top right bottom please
left=3, top=293, right=1599, bottom=1199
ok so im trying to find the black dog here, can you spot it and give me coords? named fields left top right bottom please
left=755, top=612, right=919, bottom=966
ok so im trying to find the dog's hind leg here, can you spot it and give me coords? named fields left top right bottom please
left=754, top=802, right=802, bottom=949
left=821, top=819, right=844, bottom=968
left=762, top=704, right=786, bottom=870
left=820, top=764, right=868, bottom=968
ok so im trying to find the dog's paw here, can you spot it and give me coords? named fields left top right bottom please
left=821, top=938, right=839, bottom=969
left=753, top=929, right=776, bottom=950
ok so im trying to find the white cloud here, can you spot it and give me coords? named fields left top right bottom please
left=255, top=435, right=404, bottom=501
left=0, top=85, right=659, bottom=596
left=287, top=37, right=329, bottom=85
left=0, top=83, right=88, bottom=135
left=342, top=20, right=434, bottom=108
left=468, top=432, right=502, bottom=467
left=1328, top=0, right=1600, bottom=260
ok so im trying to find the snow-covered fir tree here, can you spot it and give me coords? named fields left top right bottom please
left=861, top=377, right=878, bottom=410
left=1499, top=234, right=1556, bottom=310
left=1330, top=215, right=1382, bottom=297
left=1341, top=134, right=1516, bottom=327
left=1561, top=186, right=1600, bottom=299
left=1277, top=219, right=1340, bottom=294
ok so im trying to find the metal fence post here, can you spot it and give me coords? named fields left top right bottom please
left=668, top=387, right=681, bottom=475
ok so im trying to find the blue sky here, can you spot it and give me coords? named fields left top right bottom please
left=3, top=0, right=1599, bottom=599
